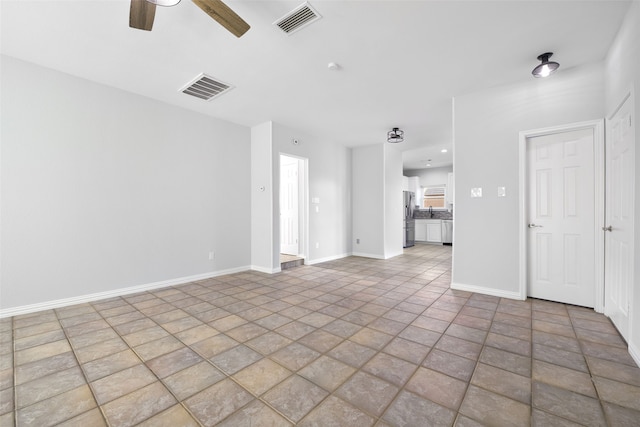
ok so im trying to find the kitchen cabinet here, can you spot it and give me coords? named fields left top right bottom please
left=415, top=220, right=428, bottom=241
left=415, top=219, right=442, bottom=243
left=408, top=176, right=422, bottom=207
left=445, top=172, right=454, bottom=206
left=426, top=221, right=443, bottom=243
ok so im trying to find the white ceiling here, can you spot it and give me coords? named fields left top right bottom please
left=1, top=0, right=631, bottom=170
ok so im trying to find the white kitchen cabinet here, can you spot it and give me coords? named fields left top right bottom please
left=415, top=220, right=428, bottom=241
left=426, top=220, right=443, bottom=243
left=445, top=172, right=454, bottom=206
left=408, top=176, right=421, bottom=207
left=415, top=219, right=442, bottom=243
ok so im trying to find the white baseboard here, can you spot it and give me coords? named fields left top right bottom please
left=306, top=253, right=350, bottom=265
left=350, top=252, right=386, bottom=260
left=629, top=341, right=640, bottom=368
left=384, top=250, right=404, bottom=259
left=450, top=282, right=525, bottom=301
left=250, top=265, right=281, bottom=274
left=0, top=265, right=251, bottom=319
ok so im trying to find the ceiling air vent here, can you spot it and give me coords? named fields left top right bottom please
left=180, top=73, right=233, bottom=101
left=273, top=2, right=321, bottom=35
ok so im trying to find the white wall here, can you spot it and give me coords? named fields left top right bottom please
left=404, top=166, right=453, bottom=188
left=385, top=144, right=404, bottom=258
left=1, top=56, right=251, bottom=312
left=352, top=143, right=403, bottom=259
left=604, top=0, right=640, bottom=363
left=352, top=145, right=385, bottom=258
left=272, top=123, right=352, bottom=266
left=250, top=122, right=274, bottom=272
left=453, top=62, right=605, bottom=297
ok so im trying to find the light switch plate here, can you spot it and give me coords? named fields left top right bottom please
left=471, top=187, right=483, bottom=198
left=498, top=186, right=506, bottom=197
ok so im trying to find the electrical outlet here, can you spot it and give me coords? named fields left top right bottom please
left=315, top=242, right=319, bottom=249
left=209, top=251, right=215, bottom=260
left=356, top=238, right=360, bottom=244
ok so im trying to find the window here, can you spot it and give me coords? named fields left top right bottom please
left=423, top=186, right=445, bottom=209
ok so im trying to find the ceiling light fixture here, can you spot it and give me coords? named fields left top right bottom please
left=441, top=149, right=448, bottom=153
left=387, top=127, right=404, bottom=143
left=146, top=0, right=181, bottom=6
left=532, top=52, right=559, bottom=78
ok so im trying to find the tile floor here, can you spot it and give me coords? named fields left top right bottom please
left=1, top=244, right=640, bottom=426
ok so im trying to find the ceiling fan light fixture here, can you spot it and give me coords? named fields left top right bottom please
left=532, top=52, right=560, bottom=78
left=146, top=0, right=181, bottom=6
left=387, top=127, right=404, bottom=143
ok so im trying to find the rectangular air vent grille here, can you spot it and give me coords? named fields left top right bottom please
left=274, top=2, right=321, bottom=34
left=180, top=73, right=232, bottom=101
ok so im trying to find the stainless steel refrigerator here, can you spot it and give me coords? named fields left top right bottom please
left=403, top=191, right=415, bottom=248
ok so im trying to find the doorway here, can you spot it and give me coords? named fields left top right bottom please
left=279, top=154, right=307, bottom=264
left=519, top=120, right=605, bottom=308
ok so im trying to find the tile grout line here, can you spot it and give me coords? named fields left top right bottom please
left=55, top=305, right=111, bottom=426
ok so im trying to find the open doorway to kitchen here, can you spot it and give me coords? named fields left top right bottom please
left=279, top=154, right=307, bottom=269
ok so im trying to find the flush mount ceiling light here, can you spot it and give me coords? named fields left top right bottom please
left=387, top=127, right=404, bottom=143
left=532, top=52, right=560, bottom=78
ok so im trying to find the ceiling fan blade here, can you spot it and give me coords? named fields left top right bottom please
left=130, top=0, right=156, bottom=31
left=191, top=0, right=250, bottom=37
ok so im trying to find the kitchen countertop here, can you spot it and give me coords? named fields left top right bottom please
left=414, top=210, right=452, bottom=220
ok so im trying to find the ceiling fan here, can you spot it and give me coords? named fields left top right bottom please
left=129, top=0, right=250, bottom=37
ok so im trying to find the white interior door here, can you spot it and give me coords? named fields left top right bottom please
left=527, top=128, right=597, bottom=307
left=280, top=155, right=299, bottom=256
left=604, top=94, right=635, bottom=341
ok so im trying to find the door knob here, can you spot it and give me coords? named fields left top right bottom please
left=602, top=225, right=613, bottom=232
left=528, top=224, right=543, bottom=228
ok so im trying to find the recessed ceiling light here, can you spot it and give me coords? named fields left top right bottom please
left=441, top=149, right=448, bottom=153
left=327, top=62, right=340, bottom=71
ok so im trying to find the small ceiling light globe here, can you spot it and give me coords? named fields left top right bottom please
left=532, top=52, right=560, bottom=78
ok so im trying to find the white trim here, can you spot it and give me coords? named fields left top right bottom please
left=384, top=250, right=404, bottom=259
left=251, top=265, right=281, bottom=274
left=305, top=253, right=350, bottom=265
left=350, top=252, right=387, bottom=260
left=450, top=282, right=525, bottom=300
left=629, top=342, right=640, bottom=368
left=518, top=119, right=605, bottom=310
left=0, top=266, right=251, bottom=319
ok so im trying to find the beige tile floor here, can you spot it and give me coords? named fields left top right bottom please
left=2, top=244, right=640, bottom=426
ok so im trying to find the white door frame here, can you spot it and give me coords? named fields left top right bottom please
left=518, top=119, right=605, bottom=312
left=278, top=153, right=309, bottom=261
